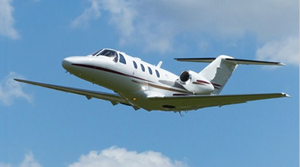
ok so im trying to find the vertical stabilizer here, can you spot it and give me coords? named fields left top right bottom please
left=199, top=55, right=237, bottom=94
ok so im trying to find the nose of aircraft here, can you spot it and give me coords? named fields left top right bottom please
left=62, top=57, right=74, bottom=71
left=62, top=57, right=71, bottom=70
left=62, top=56, right=85, bottom=71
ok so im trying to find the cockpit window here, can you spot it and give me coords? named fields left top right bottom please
left=113, top=55, right=118, bottom=62
left=92, top=49, right=103, bottom=56
left=119, top=54, right=126, bottom=64
left=92, top=49, right=118, bottom=57
left=97, top=49, right=118, bottom=57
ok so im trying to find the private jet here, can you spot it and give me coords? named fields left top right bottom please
left=15, top=48, right=289, bottom=112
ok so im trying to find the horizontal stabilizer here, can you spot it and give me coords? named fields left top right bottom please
left=175, top=57, right=285, bottom=66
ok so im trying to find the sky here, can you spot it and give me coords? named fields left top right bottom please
left=0, top=0, right=299, bottom=166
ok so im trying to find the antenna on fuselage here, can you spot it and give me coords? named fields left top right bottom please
left=156, top=61, right=163, bottom=68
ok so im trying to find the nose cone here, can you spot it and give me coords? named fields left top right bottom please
left=62, top=57, right=72, bottom=70
left=62, top=56, right=85, bottom=71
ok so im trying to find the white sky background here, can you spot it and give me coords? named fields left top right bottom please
left=0, top=72, right=33, bottom=106
left=0, top=0, right=19, bottom=39
left=0, top=148, right=187, bottom=167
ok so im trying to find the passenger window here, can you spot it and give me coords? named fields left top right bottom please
left=148, top=67, right=152, bottom=75
left=119, top=54, right=126, bottom=64
left=141, top=64, right=145, bottom=72
left=133, top=61, right=138, bottom=69
left=155, top=70, right=160, bottom=78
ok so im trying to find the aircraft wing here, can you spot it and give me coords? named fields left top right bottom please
left=14, top=78, right=130, bottom=106
left=149, top=93, right=289, bottom=111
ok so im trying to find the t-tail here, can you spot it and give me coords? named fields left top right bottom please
left=175, top=55, right=284, bottom=95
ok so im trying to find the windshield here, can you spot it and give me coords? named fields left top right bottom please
left=92, top=49, right=117, bottom=57
left=92, top=49, right=102, bottom=56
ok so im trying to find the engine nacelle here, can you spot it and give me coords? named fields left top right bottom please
left=179, top=70, right=214, bottom=94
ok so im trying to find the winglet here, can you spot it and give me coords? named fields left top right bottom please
left=282, top=93, right=290, bottom=98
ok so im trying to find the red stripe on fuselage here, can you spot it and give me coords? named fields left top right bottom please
left=196, top=80, right=211, bottom=84
left=72, top=63, right=152, bottom=83
left=212, top=83, right=222, bottom=89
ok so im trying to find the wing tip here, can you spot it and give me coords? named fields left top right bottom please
left=282, top=93, right=290, bottom=98
left=14, top=78, right=28, bottom=83
left=14, top=78, right=30, bottom=84
left=225, top=58, right=285, bottom=66
left=278, top=63, right=286, bottom=66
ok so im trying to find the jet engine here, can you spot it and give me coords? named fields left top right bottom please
left=179, top=70, right=214, bottom=94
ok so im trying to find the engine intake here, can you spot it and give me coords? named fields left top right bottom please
left=180, top=71, right=190, bottom=82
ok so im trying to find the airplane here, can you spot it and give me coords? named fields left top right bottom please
left=15, top=48, right=289, bottom=113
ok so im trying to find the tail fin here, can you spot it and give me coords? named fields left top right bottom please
left=198, top=55, right=236, bottom=94
left=175, top=55, right=284, bottom=95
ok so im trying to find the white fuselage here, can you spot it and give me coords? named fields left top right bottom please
left=62, top=49, right=214, bottom=111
